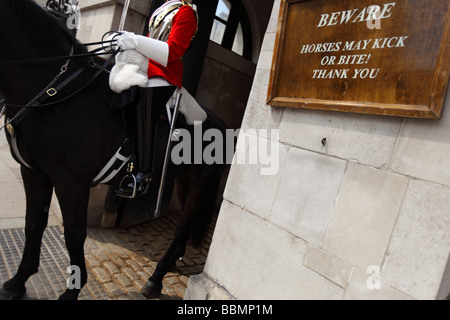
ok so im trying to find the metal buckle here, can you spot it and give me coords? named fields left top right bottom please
left=6, top=122, right=14, bottom=136
left=46, top=88, right=57, bottom=97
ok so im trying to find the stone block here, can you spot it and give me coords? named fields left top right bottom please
left=261, top=32, right=276, bottom=52
left=78, top=4, right=116, bottom=43
left=80, top=0, right=151, bottom=14
left=382, top=179, right=450, bottom=300
left=0, top=168, right=19, bottom=183
left=240, top=69, right=284, bottom=137
left=266, top=0, right=281, bottom=34
left=0, top=198, right=26, bottom=220
left=204, top=201, right=343, bottom=299
left=269, top=147, right=347, bottom=246
left=391, top=88, right=450, bottom=187
left=223, top=134, right=287, bottom=219
left=344, top=268, right=413, bottom=300
left=0, top=183, right=24, bottom=201
left=184, top=273, right=235, bottom=300
left=257, top=50, right=275, bottom=71
left=0, top=218, right=25, bottom=230
left=304, top=244, right=352, bottom=288
left=0, top=153, right=20, bottom=170
left=323, top=163, right=408, bottom=270
left=279, top=108, right=402, bottom=168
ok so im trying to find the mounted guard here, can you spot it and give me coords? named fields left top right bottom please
left=110, top=0, right=206, bottom=201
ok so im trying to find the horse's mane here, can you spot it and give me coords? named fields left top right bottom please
left=7, top=0, right=86, bottom=55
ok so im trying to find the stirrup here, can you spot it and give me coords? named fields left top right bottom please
left=116, top=173, right=137, bottom=199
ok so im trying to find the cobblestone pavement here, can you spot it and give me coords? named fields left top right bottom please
left=84, top=210, right=215, bottom=300
left=0, top=209, right=214, bottom=300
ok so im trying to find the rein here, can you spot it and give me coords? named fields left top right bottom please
left=0, top=35, right=121, bottom=133
left=0, top=46, right=113, bottom=66
left=0, top=32, right=121, bottom=66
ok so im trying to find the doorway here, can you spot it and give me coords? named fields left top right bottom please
left=114, top=0, right=275, bottom=227
left=184, top=0, right=275, bottom=130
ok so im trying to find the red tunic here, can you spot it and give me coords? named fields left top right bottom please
left=147, top=5, right=197, bottom=88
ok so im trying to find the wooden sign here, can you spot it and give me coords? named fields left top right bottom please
left=267, top=0, right=450, bottom=119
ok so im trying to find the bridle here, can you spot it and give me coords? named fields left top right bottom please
left=0, top=32, right=122, bottom=133
left=0, top=37, right=119, bottom=66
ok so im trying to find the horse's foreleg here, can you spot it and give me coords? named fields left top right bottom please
left=54, top=178, right=90, bottom=300
left=1, top=167, right=53, bottom=299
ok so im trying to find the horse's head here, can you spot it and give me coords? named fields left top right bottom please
left=0, top=0, right=84, bottom=103
left=0, top=0, right=76, bottom=60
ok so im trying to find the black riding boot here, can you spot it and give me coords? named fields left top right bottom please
left=116, top=85, right=175, bottom=198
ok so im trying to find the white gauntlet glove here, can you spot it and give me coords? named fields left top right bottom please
left=117, top=31, right=169, bottom=67
left=116, top=31, right=139, bottom=50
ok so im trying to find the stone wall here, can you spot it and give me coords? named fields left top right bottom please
left=77, top=0, right=151, bottom=44
left=185, top=0, right=450, bottom=300
left=34, top=0, right=150, bottom=44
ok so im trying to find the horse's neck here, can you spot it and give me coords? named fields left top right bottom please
left=0, top=1, right=85, bottom=110
left=0, top=38, right=75, bottom=107
left=0, top=61, right=60, bottom=106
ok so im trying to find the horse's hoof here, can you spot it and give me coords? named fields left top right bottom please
left=141, top=281, right=162, bottom=299
left=58, top=288, right=81, bottom=300
left=0, top=283, right=26, bottom=300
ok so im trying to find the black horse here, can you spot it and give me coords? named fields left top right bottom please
left=0, top=0, right=226, bottom=300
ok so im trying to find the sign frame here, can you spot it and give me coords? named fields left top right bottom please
left=267, top=0, right=450, bottom=119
